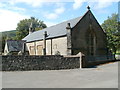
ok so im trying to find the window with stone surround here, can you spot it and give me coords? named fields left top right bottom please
left=37, top=45, right=43, bottom=55
left=88, top=31, right=96, bottom=56
left=29, top=46, right=35, bottom=55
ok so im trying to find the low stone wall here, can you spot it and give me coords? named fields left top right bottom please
left=1, top=55, right=80, bottom=71
left=1, top=55, right=116, bottom=71
left=81, top=55, right=116, bottom=68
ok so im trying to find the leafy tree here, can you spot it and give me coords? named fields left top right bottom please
left=102, top=13, right=120, bottom=54
left=16, top=17, right=47, bottom=40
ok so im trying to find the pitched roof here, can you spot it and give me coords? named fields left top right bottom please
left=23, top=17, right=82, bottom=42
left=6, top=40, right=25, bottom=52
left=23, top=10, right=90, bottom=42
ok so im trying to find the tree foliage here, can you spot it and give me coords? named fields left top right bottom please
left=101, top=13, right=120, bottom=54
left=16, top=17, right=47, bottom=40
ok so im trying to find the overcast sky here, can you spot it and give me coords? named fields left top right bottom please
left=0, top=0, right=119, bottom=32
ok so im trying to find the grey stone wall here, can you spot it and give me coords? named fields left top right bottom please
left=1, top=54, right=116, bottom=71
left=81, top=55, right=115, bottom=68
left=71, top=10, right=107, bottom=55
left=1, top=55, right=80, bottom=71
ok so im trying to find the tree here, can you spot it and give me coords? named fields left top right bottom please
left=101, top=13, right=120, bottom=54
left=16, top=17, right=47, bottom=40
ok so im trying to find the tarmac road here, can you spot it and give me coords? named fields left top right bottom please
left=2, top=62, right=118, bottom=88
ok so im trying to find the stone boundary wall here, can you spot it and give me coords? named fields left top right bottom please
left=0, top=54, right=116, bottom=71
left=1, top=55, right=80, bottom=71
left=81, top=55, right=116, bottom=68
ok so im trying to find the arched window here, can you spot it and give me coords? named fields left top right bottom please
left=88, top=31, right=96, bottom=56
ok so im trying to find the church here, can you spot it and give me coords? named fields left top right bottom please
left=23, top=6, right=108, bottom=56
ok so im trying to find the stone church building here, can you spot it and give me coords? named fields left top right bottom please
left=23, top=7, right=107, bottom=56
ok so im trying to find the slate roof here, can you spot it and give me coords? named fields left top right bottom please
left=6, top=40, right=25, bottom=52
left=23, top=16, right=83, bottom=42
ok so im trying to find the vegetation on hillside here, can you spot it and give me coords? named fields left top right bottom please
left=2, top=30, right=16, bottom=38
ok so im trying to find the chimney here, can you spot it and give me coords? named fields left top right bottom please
left=66, top=23, right=71, bottom=29
left=29, top=22, right=34, bottom=34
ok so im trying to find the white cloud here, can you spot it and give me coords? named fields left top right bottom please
left=0, top=9, right=29, bottom=31
left=0, top=2, right=5, bottom=7
left=73, top=0, right=119, bottom=10
left=45, top=13, right=58, bottom=19
left=12, top=7, right=26, bottom=12
left=73, top=0, right=86, bottom=10
left=55, top=7, right=65, bottom=14
left=93, top=0, right=118, bottom=9
left=1, top=0, right=44, bottom=7
left=87, top=0, right=116, bottom=10
left=0, top=1, right=26, bottom=13
left=44, top=7, right=65, bottom=19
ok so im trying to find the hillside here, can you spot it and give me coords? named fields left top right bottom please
left=1, top=30, right=16, bottom=38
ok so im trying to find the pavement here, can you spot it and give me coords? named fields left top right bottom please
left=2, top=61, right=118, bottom=88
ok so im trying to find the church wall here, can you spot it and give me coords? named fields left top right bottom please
left=52, top=37, right=67, bottom=55
left=91, top=15, right=107, bottom=55
left=72, top=11, right=107, bottom=56
left=71, top=12, right=90, bottom=55
left=26, top=36, right=67, bottom=55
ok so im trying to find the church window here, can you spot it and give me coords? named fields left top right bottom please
left=29, top=46, right=35, bottom=55
left=88, top=31, right=96, bottom=56
left=37, top=45, right=43, bottom=55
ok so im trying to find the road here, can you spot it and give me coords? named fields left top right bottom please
left=2, top=62, right=118, bottom=88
